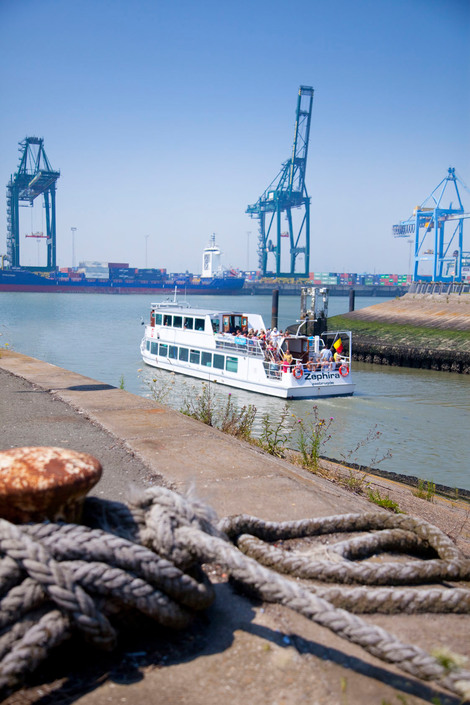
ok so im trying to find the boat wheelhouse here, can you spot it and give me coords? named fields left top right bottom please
left=140, top=298, right=355, bottom=399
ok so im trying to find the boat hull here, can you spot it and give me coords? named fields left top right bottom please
left=0, top=269, right=245, bottom=294
left=140, top=298, right=355, bottom=400
left=141, top=353, right=355, bottom=399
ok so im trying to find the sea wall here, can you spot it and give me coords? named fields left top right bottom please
left=352, top=340, right=470, bottom=373
left=329, top=291, right=470, bottom=373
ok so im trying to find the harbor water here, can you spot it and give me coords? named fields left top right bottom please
left=1, top=292, right=469, bottom=490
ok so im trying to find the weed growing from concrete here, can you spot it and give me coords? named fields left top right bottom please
left=181, top=384, right=257, bottom=440
left=367, top=488, right=402, bottom=513
left=0, top=334, right=10, bottom=357
left=430, top=646, right=468, bottom=672
left=413, top=479, right=436, bottom=502
left=219, top=393, right=257, bottom=440
left=338, top=469, right=370, bottom=494
left=181, top=382, right=217, bottom=426
left=118, top=374, right=125, bottom=390
left=258, top=405, right=290, bottom=457
left=144, top=369, right=176, bottom=404
left=293, top=406, right=334, bottom=472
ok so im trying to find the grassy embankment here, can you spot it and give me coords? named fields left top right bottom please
left=328, top=314, right=470, bottom=351
left=327, top=314, right=470, bottom=372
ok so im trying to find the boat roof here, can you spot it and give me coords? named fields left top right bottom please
left=150, top=301, right=250, bottom=317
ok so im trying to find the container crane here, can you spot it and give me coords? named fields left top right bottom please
left=246, top=86, right=314, bottom=278
left=6, top=137, right=60, bottom=270
left=393, top=168, right=469, bottom=282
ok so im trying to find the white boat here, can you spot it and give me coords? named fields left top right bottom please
left=140, top=296, right=355, bottom=399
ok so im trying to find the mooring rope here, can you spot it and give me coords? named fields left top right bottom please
left=0, top=486, right=469, bottom=701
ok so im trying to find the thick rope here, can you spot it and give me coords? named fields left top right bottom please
left=0, top=488, right=468, bottom=701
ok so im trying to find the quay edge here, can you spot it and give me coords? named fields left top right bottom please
left=0, top=351, right=469, bottom=704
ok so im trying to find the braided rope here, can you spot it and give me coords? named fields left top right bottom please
left=0, top=488, right=469, bottom=701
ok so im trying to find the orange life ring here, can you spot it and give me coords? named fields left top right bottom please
left=339, top=365, right=349, bottom=377
left=292, top=365, right=303, bottom=380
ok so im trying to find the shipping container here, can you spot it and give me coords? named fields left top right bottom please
left=108, top=262, right=129, bottom=269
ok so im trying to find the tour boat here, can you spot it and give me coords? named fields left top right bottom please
left=140, top=297, right=355, bottom=399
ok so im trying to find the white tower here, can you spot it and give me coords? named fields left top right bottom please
left=202, top=234, right=222, bottom=278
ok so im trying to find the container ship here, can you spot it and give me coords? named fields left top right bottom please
left=0, top=236, right=245, bottom=295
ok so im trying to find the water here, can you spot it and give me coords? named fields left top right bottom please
left=1, top=292, right=469, bottom=490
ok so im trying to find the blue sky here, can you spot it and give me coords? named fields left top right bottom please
left=1, top=0, right=469, bottom=275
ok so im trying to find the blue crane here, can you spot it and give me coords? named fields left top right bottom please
left=6, top=137, right=60, bottom=270
left=246, top=86, right=314, bottom=278
left=393, top=168, right=470, bottom=283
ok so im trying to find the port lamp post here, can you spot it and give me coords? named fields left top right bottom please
left=145, top=235, right=150, bottom=268
left=71, top=227, right=77, bottom=270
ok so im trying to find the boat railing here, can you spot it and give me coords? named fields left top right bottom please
left=215, top=335, right=265, bottom=358
left=262, top=361, right=282, bottom=380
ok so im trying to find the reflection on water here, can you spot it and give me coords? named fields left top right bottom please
left=2, top=292, right=469, bottom=490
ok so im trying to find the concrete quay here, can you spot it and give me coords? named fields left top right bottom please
left=344, top=292, right=470, bottom=332
left=0, top=350, right=469, bottom=705
left=332, top=292, right=470, bottom=373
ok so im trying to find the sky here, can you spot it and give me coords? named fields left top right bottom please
left=0, top=0, right=469, bottom=276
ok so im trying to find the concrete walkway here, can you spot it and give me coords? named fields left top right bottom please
left=0, top=350, right=468, bottom=705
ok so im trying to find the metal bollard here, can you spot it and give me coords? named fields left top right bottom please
left=0, top=447, right=102, bottom=523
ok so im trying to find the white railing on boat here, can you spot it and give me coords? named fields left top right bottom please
left=263, top=361, right=282, bottom=380
left=215, top=336, right=265, bottom=358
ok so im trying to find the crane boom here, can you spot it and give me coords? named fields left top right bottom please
left=246, top=86, right=314, bottom=277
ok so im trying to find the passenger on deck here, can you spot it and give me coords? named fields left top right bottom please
left=265, top=342, right=275, bottom=360
left=270, top=328, right=282, bottom=348
left=282, top=348, right=293, bottom=373
left=334, top=350, right=343, bottom=368
left=320, top=347, right=333, bottom=369
left=308, top=350, right=320, bottom=371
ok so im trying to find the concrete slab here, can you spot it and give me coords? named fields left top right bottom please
left=0, top=350, right=469, bottom=705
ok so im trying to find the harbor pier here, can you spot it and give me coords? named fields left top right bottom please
left=0, top=350, right=469, bottom=705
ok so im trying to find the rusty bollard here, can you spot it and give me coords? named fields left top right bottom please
left=0, top=447, right=102, bottom=523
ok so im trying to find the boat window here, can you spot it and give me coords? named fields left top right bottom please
left=179, top=347, right=189, bottom=362
left=226, top=356, right=238, bottom=373
left=195, top=318, right=205, bottom=331
left=201, top=351, right=212, bottom=367
left=184, top=317, right=194, bottom=330
left=190, top=349, right=200, bottom=364
left=146, top=340, right=150, bottom=351
left=211, top=318, right=220, bottom=334
left=169, top=345, right=178, bottom=359
left=155, top=313, right=162, bottom=325
left=159, top=343, right=168, bottom=357
left=223, top=315, right=230, bottom=333
left=150, top=341, right=158, bottom=355
left=173, top=315, right=183, bottom=329
left=163, top=315, right=172, bottom=327
left=213, top=354, right=224, bottom=370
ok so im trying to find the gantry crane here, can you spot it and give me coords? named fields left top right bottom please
left=393, top=168, right=470, bottom=282
left=6, top=137, right=60, bottom=270
left=246, top=86, right=314, bottom=278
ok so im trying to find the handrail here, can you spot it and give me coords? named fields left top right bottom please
left=215, top=336, right=265, bottom=358
left=263, top=361, right=282, bottom=380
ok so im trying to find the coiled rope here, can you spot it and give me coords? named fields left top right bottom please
left=0, top=486, right=469, bottom=700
